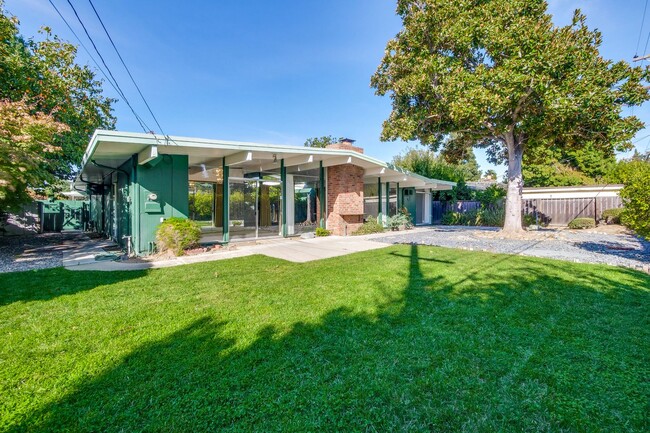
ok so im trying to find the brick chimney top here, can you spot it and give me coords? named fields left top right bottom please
left=325, top=138, right=364, bottom=154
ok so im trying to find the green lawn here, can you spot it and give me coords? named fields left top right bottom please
left=1, top=245, right=649, bottom=432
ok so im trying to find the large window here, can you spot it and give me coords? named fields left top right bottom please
left=189, top=182, right=215, bottom=226
left=364, top=183, right=379, bottom=218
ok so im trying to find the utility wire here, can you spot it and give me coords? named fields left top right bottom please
left=48, top=0, right=120, bottom=95
left=636, top=0, right=649, bottom=56
left=63, top=0, right=152, bottom=133
left=87, top=0, right=167, bottom=138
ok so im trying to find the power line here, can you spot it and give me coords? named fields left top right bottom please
left=635, top=0, right=649, bottom=56
left=63, top=0, right=152, bottom=133
left=632, top=132, right=650, bottom=144
left=86, top=0, right=167, bottom=137
left=48, top=0, right=121, bottom=99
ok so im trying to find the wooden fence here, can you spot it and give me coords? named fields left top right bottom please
left=523, top=196, right=622, bottom=226
left=432, top=196, right=623, bottom=226
left=432, top=201, right=481, bottom=224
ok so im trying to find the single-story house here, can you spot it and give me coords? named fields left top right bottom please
left=75, top=130, right=455, bottom=255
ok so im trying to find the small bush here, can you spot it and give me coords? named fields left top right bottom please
left=601, top=208, right=623, bottom=225
left=398, top=207, right=414, bottom=229
left=387, top=209, right=413, bottom=230
left=441, top=208, right=504, bottom=227
left=568, top=217, right=596, bottom=230
left=522, top=213, right=536, bottom=227
left=441, top=210, right=474, bottom=226
left=155, top=217, right=201, bottom=256
left=353, top=220, right=385, bottom=235
left=477, top=207, right=505, bottom=227
left=315, top=227, right=331, bottom=237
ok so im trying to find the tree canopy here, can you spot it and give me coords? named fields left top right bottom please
left=392, top=147, right=481, bottom=182
left=304, top=135, right=344, bottom=148
left=0, top=4, right=115, bottom=210
left=372, top=0, right=649, bottom=231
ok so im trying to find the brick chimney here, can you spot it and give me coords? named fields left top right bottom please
left=325, top=138, right=364, bottom=154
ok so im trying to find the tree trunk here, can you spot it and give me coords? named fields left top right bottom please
left=503, top=132, right=524, bottom=233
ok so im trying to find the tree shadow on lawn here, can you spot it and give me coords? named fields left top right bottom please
left=11, top=246, right=650, bottom=432
left=574, top=239, right=650, bottom=265
left=0, top=268, right=149, bottom=306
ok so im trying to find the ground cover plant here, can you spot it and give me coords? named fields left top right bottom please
left=1, top=246, right=648, bottom=432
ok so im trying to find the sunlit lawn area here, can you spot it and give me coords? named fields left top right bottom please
left=1, top=245, right=648, bottom=432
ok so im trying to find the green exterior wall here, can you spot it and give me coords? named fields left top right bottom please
left=133, top=154, right=189, bottom=255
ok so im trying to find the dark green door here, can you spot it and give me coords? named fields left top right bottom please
left=402, top=188, right=417, bottom=220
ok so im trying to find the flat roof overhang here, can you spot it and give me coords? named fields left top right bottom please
left=76, top=130, right=455, bottom=190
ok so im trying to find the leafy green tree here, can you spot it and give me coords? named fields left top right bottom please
left=371, top=0, right=649, bottom=232
left=304, top=136, right=343, bottom=148
left=616, top=157, right=650, bottom=239
left=523, top=143, right=617, bottom=186
left=393, top=147, right=480, bottom=182
left=189, top=190, right=213, bottom=220
left=0, top=4, right=115, bottom=210
left=0, top=100, right=69, bottom=210
left=607, top=151, right=650, bottom=238
left=483, top=169, right=497, bottom=180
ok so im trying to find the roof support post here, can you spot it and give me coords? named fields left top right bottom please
left=222, top=159, right=229, bottom=243
left=319, top=161, right=325, bottom=229
left=385, top=181, right=390, bottom=217
left=397, top=182, right=401, bottom=211
left=281, top=159, right=287, bottom=237
left=377, top=177, right=383, bottom=226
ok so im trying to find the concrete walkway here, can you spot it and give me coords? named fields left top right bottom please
left=63, top=233, right=397, bottom=271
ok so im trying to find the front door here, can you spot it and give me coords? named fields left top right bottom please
left=402, top=188, right=417, bottom=221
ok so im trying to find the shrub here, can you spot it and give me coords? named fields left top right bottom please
left=353, top=220, right=385, bottom=235
left=601, top=208, right=623, bottom=225
left=155, top=217, right=201, bottom=256
left=398, top=207, right=414, bottom=229
left=441, top=211, right=471, bottom=225
left=475, top=184, right=506, bottom=207
left=387, top=210, right=413, bottom=230
left=315, top=227, right=331, bottom=237
left=522, top=213, right=536, bottom=227
left=441, top=208, right=503, bottom=227
left=568, top=217, right=596, bottom=230
left=616, top=158, right=650, bottom=239
left=477, top=207, right=505, bottom=227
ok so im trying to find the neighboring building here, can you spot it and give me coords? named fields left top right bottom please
left=75, top=130, right=455, bottom=255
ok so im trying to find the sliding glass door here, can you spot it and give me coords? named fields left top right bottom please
left=229, top=178, right=282, bottom=240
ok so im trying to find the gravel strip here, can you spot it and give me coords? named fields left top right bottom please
left=372, top=226, right=650, bottom=271
left=0, top=232, right=91, bottom=273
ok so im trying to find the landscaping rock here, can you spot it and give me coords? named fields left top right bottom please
left=371, top=226, right=650, bottom=272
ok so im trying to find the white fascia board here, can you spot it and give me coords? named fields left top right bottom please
left=364, top=167, right=386, bottom=176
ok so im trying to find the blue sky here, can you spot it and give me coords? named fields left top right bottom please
left=5, top=0, right=650, bottom=177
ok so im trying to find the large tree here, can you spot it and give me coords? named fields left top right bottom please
left=371, top=0, right=649, bottom=232
left=0, top=4, right=115, bottom=210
